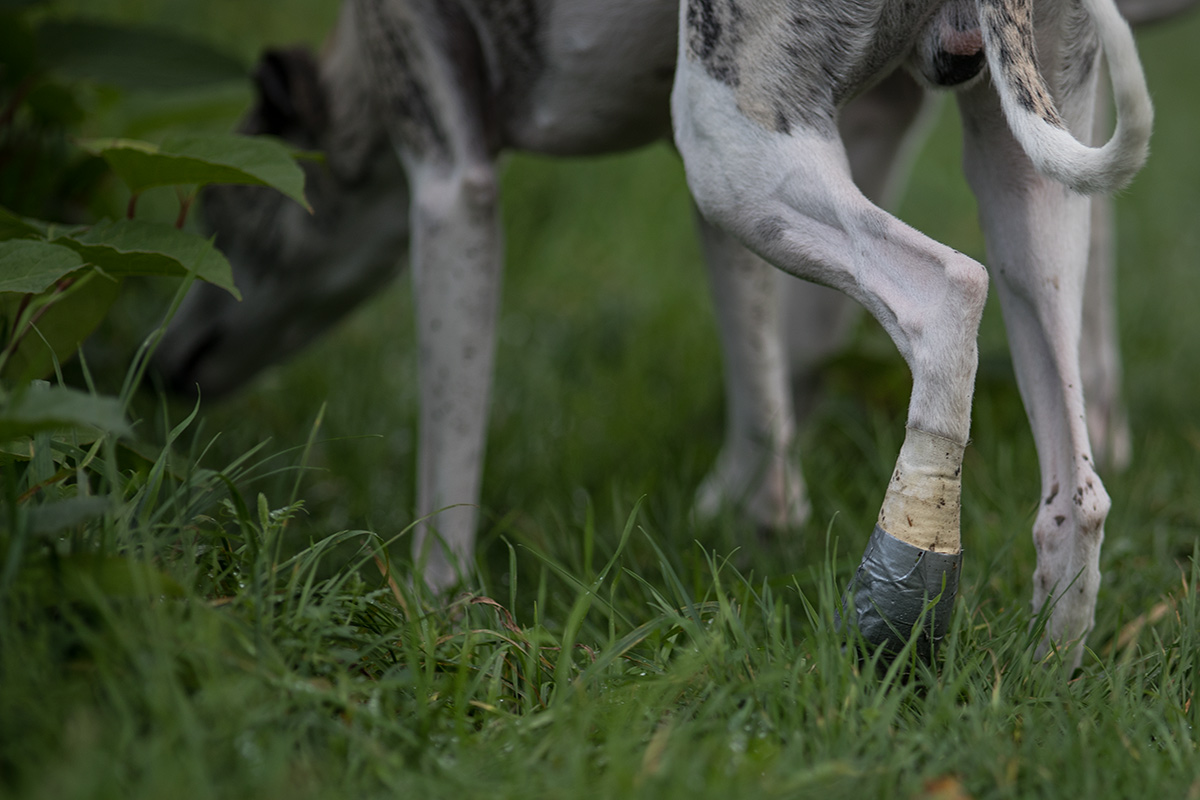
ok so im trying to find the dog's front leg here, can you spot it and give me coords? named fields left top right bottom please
left=958, top=69, right=1109, bottom=668
left=406, top=157, right=502, bottom=593
left=674, top=45, right=986, bottom=658
left=364, top=0, right=502, bottom=593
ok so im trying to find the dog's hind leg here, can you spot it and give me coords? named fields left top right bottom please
left=1082, top=187, right=1132, bottom=472
left=675, top=63, right=987, bottom=657
left=697, top=66, right=935, bottom=537
left=360, top=0, right=502, bottom=592
left=696, top=69, right=935, bottom=535
left=958, top=52, right=1110, bottom=667
left=780, top=70, right=935, bottom=422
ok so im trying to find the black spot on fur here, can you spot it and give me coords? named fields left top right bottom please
left=686, top=0, right=743, bottom=85
left=689, top=0, right=722, bottom=60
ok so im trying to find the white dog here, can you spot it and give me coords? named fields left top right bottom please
left=157, top=0, right=1165, bottom=661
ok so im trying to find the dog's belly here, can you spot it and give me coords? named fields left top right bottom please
left=495, top=0, right=680, bottom=155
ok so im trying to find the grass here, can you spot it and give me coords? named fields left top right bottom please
left=3, top=2, right=1200, bottom=798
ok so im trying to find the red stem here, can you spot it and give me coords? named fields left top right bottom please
left=175, top=192, right=194, bottom=229
left=4, top=278, right=76, bottom=360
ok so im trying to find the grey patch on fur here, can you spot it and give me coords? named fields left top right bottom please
left=356, top=0, right=453, bottom=159
left=841, top=525, right=962, bottom=659
left=686, top=0, right=746, bottom=85
left=464, top=0, right=544, bottom=108
left=753, top=214, right=788, bottom=246
left=685, top=0, right=955, bottom=137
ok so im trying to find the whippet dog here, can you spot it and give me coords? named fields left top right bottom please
left=157, top=0, right=1162, bottom=662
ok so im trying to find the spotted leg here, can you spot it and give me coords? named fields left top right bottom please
left=958, top=58, right=1109, bottom=667
left=363, top=0, right=503, bottom=592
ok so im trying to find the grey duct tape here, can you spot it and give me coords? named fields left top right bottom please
left=842, top=525, right=962, bottom=658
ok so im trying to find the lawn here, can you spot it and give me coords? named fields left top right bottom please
left=2, top=2, right=1199, bottom=798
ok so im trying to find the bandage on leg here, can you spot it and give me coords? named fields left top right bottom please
left=878, top=427, right=965, bottom=553
left=844, top=428, right=966, bottom=658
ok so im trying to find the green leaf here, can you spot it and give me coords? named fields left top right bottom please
left=81, top=134, right=310, bottom=210
left=0, top=206, right=51, bottom=242
left=1, top=208, right=239, bottom=298
left=0, top=270, right=121, bottom=381
left=37, top=20, right=247, bottom=91
left=0, top=383, right=130, bottom=440
left=0, top=240, right=86, bottom=293
left=56, top=220, right=240, bottom=299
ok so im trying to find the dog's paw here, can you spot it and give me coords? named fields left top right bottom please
left=693, top=448, right=810, bottom=532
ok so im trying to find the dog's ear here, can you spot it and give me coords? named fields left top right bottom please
left=248, top=47, right=329, bottom=141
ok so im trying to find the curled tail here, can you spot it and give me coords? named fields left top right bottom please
left=977, top=0, right=1153, bottom=194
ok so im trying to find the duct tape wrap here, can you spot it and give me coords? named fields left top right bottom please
left=843, top=525, right=962, bottom=659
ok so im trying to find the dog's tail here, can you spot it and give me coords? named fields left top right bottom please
left=977, top=0, right=1153, bottom=194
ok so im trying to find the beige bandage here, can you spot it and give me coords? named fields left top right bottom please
left=877, top=428, right=965, bottom=554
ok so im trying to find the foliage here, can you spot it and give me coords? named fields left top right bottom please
left=0, top=2, right=322, bottom=700
left=0, top=0, right=310, bottom=381
left=2, top=442, right=1197, bottom=798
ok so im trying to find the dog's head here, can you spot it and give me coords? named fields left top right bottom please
left=157, top=44, right=410, bottom=398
